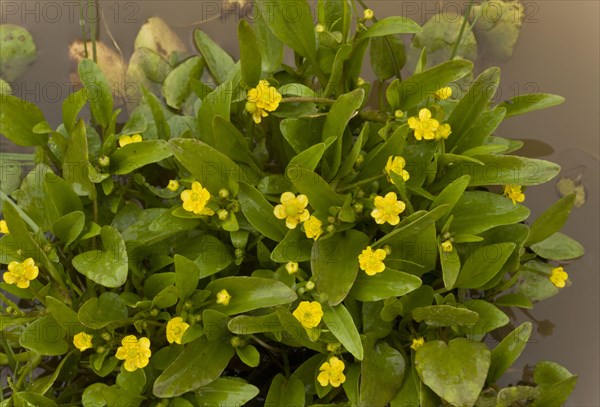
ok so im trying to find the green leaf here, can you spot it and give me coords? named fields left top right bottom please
left=13, top=392, right=58, bottom=407
left=486, top=322, right=532, bottom=384
left=360, top=340, right=406, bottom=406
left=439, top=245, right=461, bottom=289
left=415, top=338, right=491, bottom=407
left=212, top=116, right=263, bottom=179
left=206, top=277, right=297, bottom=315
left=321, top=88, right=365, bottom=178
left=176, top=235, right=233, bottom=278
left=254, top=0, right=317, bottom=63
left=238, top=182, right=287, bottom=242
left=110, top=140, right=172, bottom=175
left=530, top=232, right=584, bottom=261
left=517, top=261, right=560, bottom=302
left=271, top=228, right=313, bottom=263
left=78, top=292, right=128, bottom=329
left=494, top=293, right=533, bottom=309
left=236, top=344, right=260, bottom=367
left=446, top=68, right=501, bottom=151
left=52, top=211, right=85, bottom=247
left=193, top=29, right=234, bottom=84
left=46, top=296, right=82, bottom=333
left=350, top=269, right=422, bottom=302
left=63, top=120, right=95, bottom=198
left=360, top=16, right=422, bottom=38
left=357, top=124, right=408, bottom=181
left=254, top=6, right=283, bottom=72
left=286, top=167, right=345, bottom=212
left=371, top=35, right=406, bottom=81
left=142, top=88, right=171, bottom=140
left=387, top=60, right=473, bottom=110
left=453, top=107, right=506, bottom=154
left=20, top=315, right=68, bottom=356
left=430, top=175, right=470, bottom=227
left=162, top=56, right=204, bottom=110
left=450, top=191, right=529, bottom=235
left=238, top=20, right=261, bottom=86
left=527, top=193, right=576, bottom=245
left=531, top=361, right=577, bottom=407
left=265, top=374, right=305, bottom=406
left=322, top=303, right=363, bottom=360
left=169, top=138, right=241, bottom=195
left=412, top=305, right=479, bottom=327
left=497, top=386, right=539, bottom=407
left=117, top=367, right=146, bottom=394
left=288, top=142, right=329, bottom=172
left=499, top=93, right=565, bottom=118
left=72, top=226, right=128, bottom=288
left=194, top=378, right=259, bottom=406
left=461, top=300, right=509, bottom=340
left=174, top=255, right=200, bottom=301
left=455, top=243, right=515, bottom=289
left=197, top=81, right=232, bottom=146
left=78, top=59, right=113, bottom=129
left=311, top=230, right=369, bottom=305
left=0, top=94, right=48, bottom=146
left=153, top=339, right=235, bottom=398
left=228, top=313, right=282, bottom=335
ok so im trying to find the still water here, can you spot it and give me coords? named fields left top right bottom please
left=1, top=1, right=598, bottom=405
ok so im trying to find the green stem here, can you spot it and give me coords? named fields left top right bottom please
left=0, top=292, right=25, bottom=316
left=43, top=145, right=62, bottom=173
left=337, top=174, right=386, bottom=193
left=89, top=0, right=98, bottom=62
left=450, top=0, right=475, bottom=60
left=359, top=110, right=389, bottom=123
left=280, top=97, right=336, bottom=105
left=79, top=0, right=88, bottom=58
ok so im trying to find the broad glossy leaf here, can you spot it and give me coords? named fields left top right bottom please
left=20, top=315, right=69, bottom=356
left=360, top=16, right=421, bottom=38
left=110, top=140, right=172, bottom=175
left=322, top=303, right=363, bottom=360
left=530, top=232, right=584, bottom=260
left=415, top=338, right=490, bottom=407
left=461, top=300, right=509, bottom=340
left=153, top=339, right=235, bottom=397
left=206, top=277, right=297, bottom=315
left=72, top=226, right=128, bottom=288
left=174, top=255, right=200, bottom=300
left=413, top=305, right=479, bottom=327
left=527, top=193, right=575, bottom=245
left=371, top=35, right=405, bottom=81
left=439, top=244, right=460, bottom=289
left=311, top=230, right=369, bottom=305
left=350, top=268, right=422, bottom=302
left=197, top=81, right=232, bottom=146
left=455, top=243, right=515, bottom=288
left=142, top=88, right=170, bottom=140
left=63, top=120, right=95, bottom=197
left=430, top=174, right=470, bottom=228
left=193, top=29, right=234, bottom=84
left=517, top=261, right=560, bottom=302
left=450, top=191, right=529, bottom=235
left=53, top=211, right=85, bottom=247
left=486, top=322, right=532, bottom=384
left=236, top=344, right=260, bottom=368
left=78, top=59, right=113, bottom=129
left=286, top=167, right=345, bottom=212
left=162, top=56, right=204, bottom=110
left=271, top=228, right=313, bottom=263
left=228, top=313, right=282, bottom=335
left=238, top=182, right=287, bottom=242
left=531, top=361, right=577, bottom=406
left=453, top=107, right=506, bottom=154
left=254, top=6, right=283, bottom=72
left=497, top=386, right=539, bottom=407
left=499, top=93, right=565, bottom=118
left=78, top=292, right=128, bottom=329
left=238, top=20, right=261, bottom=86
left=360, top=340, right=406, bottom=406
left=265, top=374, right=305, bottom=406
left=358, top=124, right=408, bottom=180
left=0, top=95, right=47, bottom=146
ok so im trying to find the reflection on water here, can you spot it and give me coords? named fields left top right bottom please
left=1, top=1, right=598, bottom=405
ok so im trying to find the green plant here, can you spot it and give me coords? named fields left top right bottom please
left=0, top=1, right=582, bottom=406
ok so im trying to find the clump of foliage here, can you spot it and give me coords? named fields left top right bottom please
left=0, top=1, right=582, bottom=406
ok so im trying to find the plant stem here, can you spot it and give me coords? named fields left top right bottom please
left=280, top=97, right=336, bottom=105
left=89, top=0, right=98, bottom=62
left=450, top=0, right=475, bottom=60
left=79, top=0, right=88, bottom=58
left=337, top=174, right=386, bottom=193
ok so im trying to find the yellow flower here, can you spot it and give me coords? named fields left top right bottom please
left=385, top=156, right=410, bottom=182
left=304, top=215, right=323, bottom=240
left=73, top=332, right=93, bottom=352
left=315, top=24, right=325, bottom=33
left=167, top=180, right=180, bottom=192
left=503, top=185, right=525, bottom=205
left=166, top=317, right=190, bottom=345
left=118, top=134, right=143, bottom=148
left=408, top=108, right=439, bottom=141
left=115, top=335, right=151, bottom=372
left=285, top=261, right=299, bottom=274
left=436, top=123, right=452, bottom=140
left=363, top=8, right=374, bottom=20
left=180, top=181, right=215, bottom=216
left=434, top=87, right=453, bottom=100
left=317, top=356, right=346, bottom=387
left=441, top=240, right=453, bottom=253
left=0, top=220, right=9, bottom=234
left=246, top=80, right=282, bottom=124
left=358, top=246, right=387, bottom=276
left=216, top=289, right=231, bottom=306
left=274, top=192, right=310, bottom=230
left=411, top=337, right=425, bottom=350
left=371, top=192, right=406, bottom=226
left=3, top=258, right=38, bottom=289
left=549, top=266, right=569, bottom=288
left=293, top=301, right=323, bottom=329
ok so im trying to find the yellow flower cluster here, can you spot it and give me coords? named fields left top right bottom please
left=411, top=337, right=425, bottom=350
left=118, top=134, right=143, bottom=148
left=441, top=240, right=453, bottom=253
left=304, top=215, right=323, bottom=240
left=3, top=258, right=38, bottom=289
left=181, top=181, right=215, bottom=216
left=549, top=266, right=569, bottom=288
left=0, top=220, right=9, bottom=234
left=73, top=332, right=93, bottom=352
left=293, top=301, right=323, bottom=329
left=408, top=108, right=452, bottom=141
left=371, top=192, right=406, bottom=226
left=216, top=289, right=231, bottom=306
left=503, top=185, right=525, bottom=205
left=358, top=246, right=387, bottom=276
left=285, top=261, right=299, bottom=274
left=318, top=356, right=346, bottom=387
left=167, top=180, right=180, bottom=192
left=385, top=156, right=410, bottom=182
left=115, top=335, right=152, bottom=372
left=245, top=80, right=282, bottom=124
left=166, top=317, right=190, bottom=344
left=434, top=87, right=453, bottom=100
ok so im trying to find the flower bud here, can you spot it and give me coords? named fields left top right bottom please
left=218, top=188, right=230, bottom=199
left=315, top=24, right=325, bottom=33
left=217, top=209, right=229, bottom=221
left=363, top=9, right=374, bottom=20
left=305, top=281, right=315, bottom=291
left=98, top=155, right=110, bottom=167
